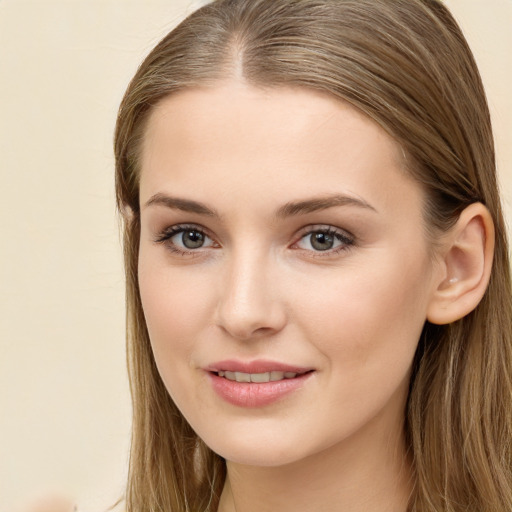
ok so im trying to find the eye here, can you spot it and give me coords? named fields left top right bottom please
left=294, top=227, right=354, bottom=253
left=176, top=229, right=209, bottom=249
left=155, top=225, right=217, bottom=253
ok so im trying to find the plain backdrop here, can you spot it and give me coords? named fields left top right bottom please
left=0, top=1, right=510, bottom=511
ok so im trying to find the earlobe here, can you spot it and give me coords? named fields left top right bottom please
left=427, top=203, right=495, bottom=325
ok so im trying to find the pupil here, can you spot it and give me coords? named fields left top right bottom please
left=311, top=232, right=334, bottom=251
left=182, top=230, right=204, bottom=249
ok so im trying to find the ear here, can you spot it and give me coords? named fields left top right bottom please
left=427, top=202, right=495, bottom=325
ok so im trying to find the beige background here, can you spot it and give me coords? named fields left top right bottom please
left=0, top=1, right=510, bottom=511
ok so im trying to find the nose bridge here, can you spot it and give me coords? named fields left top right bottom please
left=216, top=243, right=285, bottom=340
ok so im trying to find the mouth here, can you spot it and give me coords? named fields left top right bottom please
left=206, top=361, right=315, bottom=407
left=213, top=370, right=312, bottom=383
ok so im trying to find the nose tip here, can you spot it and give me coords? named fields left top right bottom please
left=217, top=304, right=284, bottom=341
left=216, top=292, right=287, bottom=341
left=215, top=261, right=287, bottom=340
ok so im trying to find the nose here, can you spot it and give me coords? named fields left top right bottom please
left=215, top=250, right=287, bottom=341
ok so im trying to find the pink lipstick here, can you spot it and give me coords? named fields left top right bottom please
left=205, top=360, right=314, bottom=407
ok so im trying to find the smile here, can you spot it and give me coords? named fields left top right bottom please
left=206, top=362, right=315, bottom=407
left=216, top=370, right=302, bottom=383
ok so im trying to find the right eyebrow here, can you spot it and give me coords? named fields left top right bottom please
left=143, top=193, right=218, bottom=217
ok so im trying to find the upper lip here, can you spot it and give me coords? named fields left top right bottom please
left=205, top=359, right=314, bottom=374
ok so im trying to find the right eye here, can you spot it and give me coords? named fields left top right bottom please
left=155, top=225, right=217, bottom=254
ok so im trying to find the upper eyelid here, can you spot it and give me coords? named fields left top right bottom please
left=294, top=224, right=355, bottom=240
left=154, top=223, right=216, bottom=245
left=157, top=223, right=210, bottom=237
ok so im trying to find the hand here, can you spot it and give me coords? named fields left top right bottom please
left=21, top=493, right=77, bottom=512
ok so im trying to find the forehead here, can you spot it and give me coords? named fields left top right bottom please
left=139, top=82, right=421, bottom=218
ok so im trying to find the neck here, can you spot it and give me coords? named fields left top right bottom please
left=217, top=406, right=413, bottom=512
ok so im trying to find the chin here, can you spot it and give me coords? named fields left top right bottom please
left=199, top=421, right=343, bottom=469
left=200, top=429, right=311, bottom=467
left=217, top=446, right=305, bottom=468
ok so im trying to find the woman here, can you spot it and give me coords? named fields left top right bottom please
left=114, top=0, right=512, bottom=510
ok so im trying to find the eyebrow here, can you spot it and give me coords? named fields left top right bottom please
left=275, top=194, right=377, bottom=218
left=144, top=193, right=218, bottom=216
left=143, top=192, right=376, bottom=218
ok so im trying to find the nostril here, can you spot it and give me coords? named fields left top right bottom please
left=215, top=303, right=287, bottom=341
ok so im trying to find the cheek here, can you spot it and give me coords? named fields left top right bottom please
left=137, top=253, right=214, bottom=367
left=137, top=257, right=220, bottom=415
left=293, top=253, right=430, bottom=380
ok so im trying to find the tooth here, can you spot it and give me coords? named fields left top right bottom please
left=235, top=372, right=251, bottom=383
left=220, top=370, right=299, bottom=383
left=250, top=372, right=271, bottom=383
left=270, top=371, right=285, bottom=381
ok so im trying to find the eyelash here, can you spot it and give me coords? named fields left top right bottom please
left=154, top=224, right=216, bottom=257
left=154, top=224, right=355, bottom=258
left=293, top=226, right=355, bottom=257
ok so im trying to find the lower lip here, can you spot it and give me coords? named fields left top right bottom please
left=207, top=372, right=313, bottom=408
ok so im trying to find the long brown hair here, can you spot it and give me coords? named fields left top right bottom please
left=114, top=1, right=512, bottom=510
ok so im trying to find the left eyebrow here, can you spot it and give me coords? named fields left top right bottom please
left=275, top=194, right=377, bottom=218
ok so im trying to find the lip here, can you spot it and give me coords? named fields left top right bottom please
left=205, top=359, right=315, bottom=408
left=205, top=359, right=313, bottom=374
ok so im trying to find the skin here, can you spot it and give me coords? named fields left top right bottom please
left=137, top=81, right=446, bottom=512
left=20, top=494, right=75, bottom=512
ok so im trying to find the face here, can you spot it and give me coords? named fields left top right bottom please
left=138, top=82, right=441, bottom=467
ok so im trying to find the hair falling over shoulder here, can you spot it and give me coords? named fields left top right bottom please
left=114, top=0, right=512, bottom=510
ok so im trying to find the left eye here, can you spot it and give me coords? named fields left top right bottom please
left=295, top=229, right=353, bottom=252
